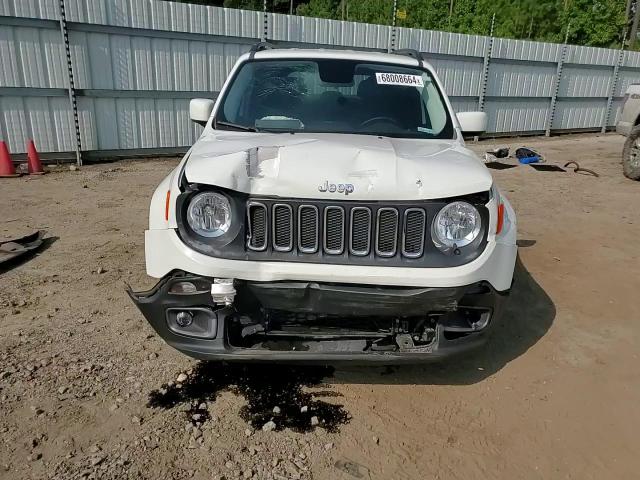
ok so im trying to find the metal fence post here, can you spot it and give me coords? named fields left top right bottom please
left=58, top=0, right=82, bottom=166
left=262, top=0, right=269, bottom=42
left=478, top=14, right=495, bottom=113
left=602, top=47, right=625, bottom=133
left=388, top=0, right=398, bottom=53
left=475, top=14, right=495, bottom=141
left=545, top=44, right=568, bottom=136
left=546, top=27, right=570, bottom=136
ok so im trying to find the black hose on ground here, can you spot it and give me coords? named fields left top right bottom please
left=564, top=161, right=599, bottom=177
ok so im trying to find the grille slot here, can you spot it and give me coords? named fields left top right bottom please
left=298, top=205, right=319, bottom=253
left=375, top=208, right=399, bottom=257
left=402, top=208, right=426, bottom=258
left=349, top=207, right=371, bottom=256
left=247, top=202, right=267, bottom=251
left=272, top=204, right=293, bottom=251
left=323, top=206, right=345, bottom=254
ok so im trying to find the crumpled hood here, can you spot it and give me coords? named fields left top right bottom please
left=183, top=132, right=493, bottom=200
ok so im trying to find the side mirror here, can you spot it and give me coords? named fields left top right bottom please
left=190, top=98, right=214, bottom=126
left=457, top=112, right=488, bottom=135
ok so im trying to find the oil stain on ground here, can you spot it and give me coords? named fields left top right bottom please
left=147, top=362, right=350, bottom=433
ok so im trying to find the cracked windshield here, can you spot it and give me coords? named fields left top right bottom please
left=216, top=58, right=454, bottom=139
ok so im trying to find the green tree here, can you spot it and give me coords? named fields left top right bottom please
left=557, top=0, right=627, bottom=47
left=339, top=0, right=396, bottom=24
left=223, top=0, right=263, bottom=10
left=171, top=0, right=630, bottom=48
left=296, top=0, right=339, bottom=18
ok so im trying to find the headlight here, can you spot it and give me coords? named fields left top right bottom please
left=432, top=201, right=481, bottom=250
left=187, top=192, right=232, bottom=237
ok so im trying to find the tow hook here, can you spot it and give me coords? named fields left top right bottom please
left=395, top=334, right=415, bottom=351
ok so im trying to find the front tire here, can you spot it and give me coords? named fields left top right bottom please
left=622, top=126, right=640, bottom=180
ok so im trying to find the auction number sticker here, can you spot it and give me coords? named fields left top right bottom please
left=375, top=72, right=424, bottom=87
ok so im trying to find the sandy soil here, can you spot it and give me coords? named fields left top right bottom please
left=1, top=133, right=639, bottom=480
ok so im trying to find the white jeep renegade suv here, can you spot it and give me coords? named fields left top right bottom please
left=128, top=45, right=518, bottom=363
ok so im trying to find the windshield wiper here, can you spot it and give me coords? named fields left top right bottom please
left=215, top=120, right=258, bottom=132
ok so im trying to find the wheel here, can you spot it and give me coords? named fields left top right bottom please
left=622, top=126, right=640, bottom=180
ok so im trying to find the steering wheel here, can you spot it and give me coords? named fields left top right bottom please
left=359, top=116, right=404, bottom=129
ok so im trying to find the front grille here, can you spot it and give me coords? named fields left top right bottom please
left=183, top=191, right=489, bottom=269
left=247, top=201, right=436, bottom=260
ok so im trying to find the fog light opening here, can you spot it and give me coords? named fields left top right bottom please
left=471, top=313, right=491, bottom=331
left=441, top=307, right=492, bottom=335
left=175, top=311, right=194, bottom=327
left=166, top=307, right=217, bottom=339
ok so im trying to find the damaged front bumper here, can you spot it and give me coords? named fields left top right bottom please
left=128, top=271, right=508, bottom=363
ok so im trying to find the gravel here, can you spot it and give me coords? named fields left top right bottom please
left=262, top=421, right=277, bottom=432
left=3, top=140, right=636, bottom=479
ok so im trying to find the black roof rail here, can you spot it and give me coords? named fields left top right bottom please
left=392, top=48, right=424, bottom=67
left=249, top=41, right=274, bottom=59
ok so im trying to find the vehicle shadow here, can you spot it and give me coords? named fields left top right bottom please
left=146, top=256, right=552, bottom=432
left=334, top=255, right=555, bottom=385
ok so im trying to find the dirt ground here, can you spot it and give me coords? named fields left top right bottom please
left=1, top=132, right=639, bottom=480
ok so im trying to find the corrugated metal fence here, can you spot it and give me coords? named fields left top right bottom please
left=1, top=0, right=639, bottom=162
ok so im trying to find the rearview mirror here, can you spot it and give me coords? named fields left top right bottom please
left=190, top=98, right=215, bottom=126
left=457, top=112, right=488, bottom=135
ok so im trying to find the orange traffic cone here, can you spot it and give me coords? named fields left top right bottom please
left=0, top=141, right=20, bottom=177
left=26, top=139, right=45, bottom=175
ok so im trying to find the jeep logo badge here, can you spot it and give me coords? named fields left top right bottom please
left=318, top=180, right=354, bottom=195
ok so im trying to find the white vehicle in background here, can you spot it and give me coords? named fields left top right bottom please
left=616, top=84, right=640, bottom=180
left=128, top=45, right=518, bottom=363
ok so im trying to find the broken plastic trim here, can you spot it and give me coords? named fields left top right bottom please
left=0, top=231, right=44, bottom=266
left=127, top=271, right=508, bottom=362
